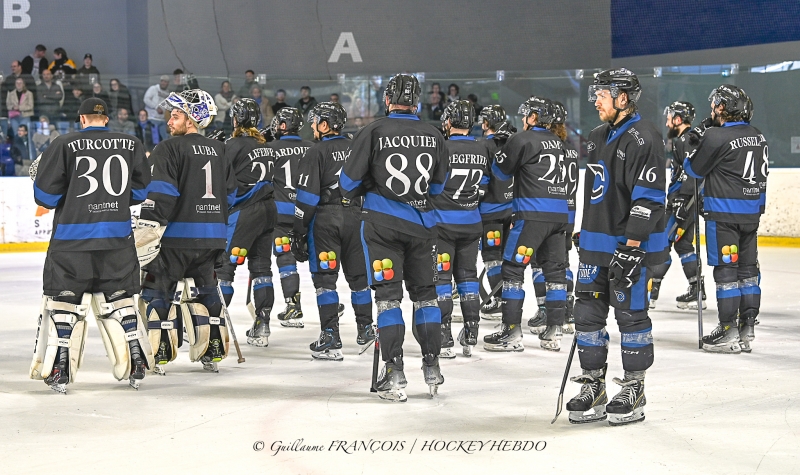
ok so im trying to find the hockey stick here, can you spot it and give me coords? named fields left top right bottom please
left=693, top=179, right=704, bottom=349
left=478, top=268, right=488, bottom=302
left=370, top=329, right=380, bottom=392
left=667, top=194, right=695, bottom=240
left=216, top=284, right=245, bottom=363
left=551, top=333, right=578, bottom=424
left=480, top=280, right=504, bottom=309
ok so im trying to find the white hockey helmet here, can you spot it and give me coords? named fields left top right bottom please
left=159, top=89, right=218, bottom=129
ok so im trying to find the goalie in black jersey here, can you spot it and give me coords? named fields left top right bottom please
left=684, top=85, right=767, bottom=354
left=292, top=102, right=374, bottom=361
left=136, top=89, right=237, bottom=374
left=434, top=100, right=491, bottom=358
left=215, top=98, right=277, bottom=348
left=339, top=74, right=448, bottom=401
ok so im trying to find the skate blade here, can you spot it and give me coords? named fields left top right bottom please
left=461, top=344, right=473, bottom=357
left=153, top=365, right=166, bottom=376
left=480, top=314, right=502, bottom=322
left=608, top=408, right=645, bottom=426
left=377, top=389, right=407, bottom=402
left=528, top=325, right=546, bottom=335
left=568, top=407, right=607, bottom=424
left=451, top=314, right=464, bottom=323
left=48, top=383, right=68, bottom=395
left=358, top=341, right=375, bottom=355
left=129, top=377, right=140, bottom=390
left=440, top=348, right=457, bottom=359
left=311, top=349, right=343, bottom=361
left=483, top=342, right=524, bottom=352
left=702, top=341, right=742, bottom=354
left=686, top=301, right=707, bottom=310
left=246, top=336, right=269, bottom=347
left=279, top=319, right=304, bottom=328
left=202, top=362, right=219, bottom=373
left=540, top=341, right=561, bottom=352
left=648, top=300, right=657, bottom=309
left=428, top=384, right=439, bottom=398
left=562, top=324, right=574, bottom=334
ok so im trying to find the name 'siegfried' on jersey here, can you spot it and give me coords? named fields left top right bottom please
left=33, top=127, right=150, bottom=251
left=141, top=133, right=235, bottom=250
left=580, top=113, right=668, bottom=267
left=268, top=135, right=314, bottom=224
left=433, top=135, right=490, bottom=234
left=225, top=135, right=274, bottom=212
left=294, top=135, right=352, bottom=232
left=339, top=112, right=448, bottom=237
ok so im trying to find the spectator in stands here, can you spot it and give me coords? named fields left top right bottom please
left=294, top=86, right=317, bottom=117
left=144, top=75, right=171, bottom=122
left=446, top=83, right=460, bottom=103
left=214, top=80, right=238, bottom=131
left=349, top=96, right=370, bottom=121
left=431, top=83, right=445, bottom=103
left=107, top=78, right=132, bottom=116
left=467, top=93, right=482, bottom=120
left=11, top=124, right=31, bottom=174
left=62, top=86, right=84, bottom=121
left=22, top=44, right=48, bottom=79
left=369, top=76, right=385, bottom=116
left=157, top=109, right=170, bottom=139
left=238, top=70, right=258, bottom=98
left=48, top=47, right=77, bottom=81
left=89, top=81, right=110, bottom=105
left=134, top=109, right=160, bottom=152
left=249, top=86, right=274, bottom=129
left=272, top=89, right=288, bottom=115
left=423, top=90, right=445, bottom=121
left=32, top=115, right=59, bottom=155
left=76, top=53, right=100, bottom=92
left=109, top=108, right=135, bottom=135
left=171, top=69, right=186, bottom=92
left=37, top=70, right=63, bottom=119
left=330, top=93, right=340, bottom=104
left=2, top=60, right=35, bottom=117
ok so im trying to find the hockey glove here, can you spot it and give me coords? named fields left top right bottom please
left=671, top=196, right=691, bottom=222
left=207, top=129, right=226, bottom=142
left=608, top=245, right=646, bottom=289
left=29, top=154, right=41, bottom=181
left=291, top=233, right=309, bottom=262
left=571, top=231, right=581, bottom=252
left=133, top=218, right=166, bottom=266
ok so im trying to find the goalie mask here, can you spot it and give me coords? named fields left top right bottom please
left=159, top=89, right=218, bottom=129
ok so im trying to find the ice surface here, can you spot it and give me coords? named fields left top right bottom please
left=1, top=248, right=799, bottom=474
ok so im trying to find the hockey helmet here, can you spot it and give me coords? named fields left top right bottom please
left=308, top=102, right=347, bottom=132
left=518, top=96, right=556, bottom=125
left=230, top=98, right=262, bottom=129
left=551, top=101, right=568, bottom=125
left=663, top=100, right=696, bottom=125
left=479, top=105, right=507, bottom=130
left=384, top=74, right=421, bottom=109
left=708, top=84, right=752, bottom=122
left=270, top=107, right=304, bottom=137
left=441, top=100, right=474, bottom=131
left=588, top=68, right=642, bottom=104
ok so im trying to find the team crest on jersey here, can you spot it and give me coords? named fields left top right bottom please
left=615, top=290, right=626, bottom=303
left=587, top=160, right=609, bottom=204
left=587, top=141, right=596, bottom=151
left=577, top=263, right=599, bottom=284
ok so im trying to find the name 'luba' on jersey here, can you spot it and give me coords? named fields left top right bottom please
left=225, top=135, right=275, bottom=213
left=33, top=129, right=150, bottom=251
left=580, top=115, right=668, bottom=267
left=142, top=134, right=235, bottom=250
left=268, top=137, right=314, bottom=223
left=432, top=136, right=491, bottom=234
left=340, top=113, right=448, bottom=236
left=492, top=128, right=569, bottom=223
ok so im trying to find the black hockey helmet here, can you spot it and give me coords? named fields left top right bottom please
left=270, top=107, right=304, bottom=137
left=588, top=68, right=642, bottom=104
left=518, top=96, right=556, bottom=125
left=230, top=98, right=262, bottom=129
left=384, top=74, right=421, bottom=109
left=551, top=101, right=568, bottom=125
left=708, top=84, right=752, bottom=122
left=441, top=100, right=474, bottom=131
left=308, top=101, right=347, bottom=132
left=663, top=100, right=695, bottom=125
left=479, top=105, right=507, bottom=130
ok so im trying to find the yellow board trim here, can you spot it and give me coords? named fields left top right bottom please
left=0, top=242, right=49, bottom=253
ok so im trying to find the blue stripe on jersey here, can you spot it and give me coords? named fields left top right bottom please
left=53, top=221, right=131, bottom=240
left=568, top=210, right=576, bottom=224
left=79, top=126, right=109, bottom=132
left=279, top=135, right=302, bottom=140
left=226, top=210, right=240, bottom=252
left=339, top=170, right=362, bottom=192
left=668, top=181, right=682, bottom=195
left=723, top=122, right=748, bottom=127
left=480, top=201, right=512, bottom=215
left=480, top=175, right=490, bottom=185
left=706, top=220, right=719, bottom=266
left=491, top=161, right=512, bottom=181
left=704, top=197, right=761, bottom=215
left=363, top=192, right=436, bottom=229
left=132, top=188, right=148, bottom=202
left=232, top=181, right=268, bottom=208
left=513, top=197, right=569, bottom=214
left=360, top=222, right=372, bottom=286
left=429, top=172, right=448, bottom=196
left=387, top=113, right=420, bottom=120
left=164, top=222, right=226, bottom=239
left=580, top=229, right=668, bottom=254
left=148, top=180, right=180, bottom=197
left=296, top=189, right=320, bottom=207
left=227, top=189, right=238, bottom=208
left=322, top=135, right=347, bottom=141
left=435, top=209, right=482, bottom=225
left=33, top=183, right=63, bottom=208
left=606, top=113, right=641, bottom=144
left=632, top=185, right=666, bottom=204
left=275, top=201, right=295, bottom=215
left=683, top=158, right=702, bottom=179
left=449, top=135, right=475, bottom=141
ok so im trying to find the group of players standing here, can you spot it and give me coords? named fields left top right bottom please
left=28, top=67, right=768, bottom=427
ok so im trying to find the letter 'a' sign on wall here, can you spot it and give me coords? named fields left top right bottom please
left=328, top=32, right=362, bottom=63
left=3, top=0, right=31, bottom=29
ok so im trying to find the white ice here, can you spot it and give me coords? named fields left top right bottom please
left=1, top=248, right=799, bottom=474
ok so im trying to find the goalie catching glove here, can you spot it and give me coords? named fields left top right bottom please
left=134, top=218, right=166, bottom=266
left=608, top=244, right=645, bottom=289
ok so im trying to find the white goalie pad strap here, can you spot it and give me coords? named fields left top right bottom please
left=174, top=278, right=199, bottom=304
left=45, top=300, right=89, bottom=316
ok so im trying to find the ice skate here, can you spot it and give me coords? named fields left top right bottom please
left=422, top=354, right=444, bottom=397
left=539, top=324, right=562, bottom=351
left=483, top=323, right=524, bottom=352
left=702, top=323, right=742, bottom=354
left=480, top=296, right=502, bottom=321
left=457, top=320, right=479, bottom=357
left=648, top=278, right=661, bottom=309
left=738, top=316, right=756, bottom=353
left=200, top=337, right=224, bottom=372
left=676, top=281, right=707, bottom=310
left=337, top=303, right=345, bottom=318
left=128, top=344, right=146, bottom=390
left=451, top=289, right=463, bottom=322
left=440, top=321, right=456, bottom=359
left=527, top=306, right=547, bottom=334
left=356, top=323, right=376, bottom=347
left=563, top=295, right=575, bottom=334
left=153, top=364, right=166, bottom=376
left=566, top=365, right=607, bottom=424
left=375, top=358, right=407, bottom=402
left=277, top=292, right=304, bottom=328
left=310, top=328, right=343, bottom=361
left=200, top=358, right=218, bottom=373
left=44, top=353, right=69, bottom=395
left=607, top=373, right=646, bottom=426
left=246, top=309, right=271, bottom=347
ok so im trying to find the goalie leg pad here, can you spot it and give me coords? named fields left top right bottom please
left=30, top=294, right=91, bottom=383
left=92, top=293, right=155, bottom=381
left=184, top=302, right=229, bottom=362
left=142, top=288, right=181, bottom=364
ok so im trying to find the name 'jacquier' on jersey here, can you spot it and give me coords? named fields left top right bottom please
left=580, top=114, right=669, bottom=267
left=339, top=112, right=448, bottom=236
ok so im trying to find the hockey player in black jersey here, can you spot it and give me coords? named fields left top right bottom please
left=136, top=89, right=237, bottom=374
left=527, top=101, right=579, bottom=335
left=434, top=100, right=491, bottom=358
left=477, top=105, right=515, bottom=320
left=684, top=85, right=766, bottom=354
left=483, top=96, right=570, bottom=353
left=214, top=98, right=277, bottom=348
left=648, top=101, right=704, bottom=310
left=339, top=74, right=448, bottom=401
left=268, top=108, right=314, bottom=328
left=566, top=69, right=667, bottom=426
left=31, top=97, right=153, bottom=393
left=292, top=102, right=374, bottom=360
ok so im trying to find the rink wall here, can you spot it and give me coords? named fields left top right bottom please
left=1, top=169, right=800, bottom=250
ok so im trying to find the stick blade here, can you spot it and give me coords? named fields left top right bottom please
left=551, top=394, right=564, bottom=424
